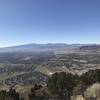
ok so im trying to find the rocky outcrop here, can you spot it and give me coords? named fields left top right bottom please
left=71, top=95, right=85, bottom=100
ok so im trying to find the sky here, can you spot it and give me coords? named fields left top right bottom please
left=0, top=0, right=100, bottom=47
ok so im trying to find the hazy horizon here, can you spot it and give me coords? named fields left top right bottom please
left=0, top=42, right=100, bottom=48
left=0, top=0, right=100, bottom=47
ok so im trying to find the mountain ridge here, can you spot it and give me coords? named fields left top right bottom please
left=0, top=43, right=100, bottom=53
left=0, top=43, right=83, bottom=53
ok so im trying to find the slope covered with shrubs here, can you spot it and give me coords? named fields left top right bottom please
left=0, top=69, right=100, bottom=100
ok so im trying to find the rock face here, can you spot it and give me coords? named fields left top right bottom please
left=71, top=95, right=85, bottom=100
left=84, top=83, right=100, bottom=100
left=71, top=83, right=100, bottom=100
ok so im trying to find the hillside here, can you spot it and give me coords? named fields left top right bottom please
left=0, top=44, right=99, bottom=86
left=0, top=44, right=100, bottom=93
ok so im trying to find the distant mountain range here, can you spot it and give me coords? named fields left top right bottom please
left=0, top=43, right=100, bottom=53
left=79, top=45, right=100, bottom=53
left=0, top=43, right=81, bottom=53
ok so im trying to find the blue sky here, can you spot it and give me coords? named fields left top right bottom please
left=0, top=0, right=100, bottom=47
